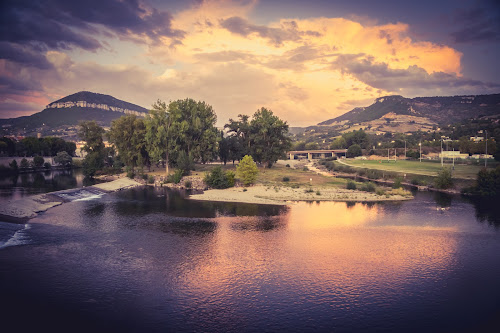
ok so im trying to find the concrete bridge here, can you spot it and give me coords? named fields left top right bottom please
left=288, top=149, right=347, bottom=160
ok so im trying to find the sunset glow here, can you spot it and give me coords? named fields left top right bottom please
left=1, top=0, right=498, bottom=125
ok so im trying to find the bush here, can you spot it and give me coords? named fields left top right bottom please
left=148, top=175, right=155, bottom=184
left=141, top=174, right=148, bottom=180
left=184, top=180, right=192, bottom=188
left=237, top=155, right=258, bottom=186
left=167, top=169, right=184, bottom=184
left=393, top=177, right=402, bottom=189
left=20, top=158, right=29, bottom=169
left=127, top=170, right=135, bottom=179
left=204, top=166, right=235, bottom=189
left=360, top=182, right=376, bottom=192
left=43, top=162, right=51, bottom=169
left=33, top=156, right=44, bottom=168
left=434, top=167, right=453, bottom=189
left=176, top=150, right=194, bottom=176
left=54, top=151, right=72, bottom=167
left=346, top=181, right=357, bottom=190
left=347, top=144, right=362, bottom=158
left=302, top=166, right=309, bottom=171
left=285, top=164, right=290, bottom=168
left=282, top=176, right=290, bottom=182
left=9, top=159, right=18, bottom=172
left=305, top=188, right=314, bottom=193
left=316, top=190, right=321, bottom=195
left=472, top=166, right=500, bottom=197
left=376, top=188, right=385, bottom=196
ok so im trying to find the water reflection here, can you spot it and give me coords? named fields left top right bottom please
left=0, top=169, right=97, bottom=200
left=468, top=196, right=500, bottom=227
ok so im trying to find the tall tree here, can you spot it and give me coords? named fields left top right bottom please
left=145, top=100, right=176, bottom=176
left=78, top=121, right=105, bottom=177
left=108, top=115, right=149, bottom=171
left=225, top=114, right=251, bottom=157
left=168, top=98, right=219, bottom=164
left=249, top=107, right=291, bottom=168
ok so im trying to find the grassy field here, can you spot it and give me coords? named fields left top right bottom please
left=339, top=159, right=491, bottom=180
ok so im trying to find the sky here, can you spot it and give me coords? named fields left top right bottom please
left=1, top=0, right=499, bottom=126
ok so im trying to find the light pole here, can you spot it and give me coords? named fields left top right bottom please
left=485, top=130, right=488, bottom=168
left=441, top=139, right=443, bottom=167
left=419, top=141, right=422, bottom=162
left=404, top=140, right=406, bottom=159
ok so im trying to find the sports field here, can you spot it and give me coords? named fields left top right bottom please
left=339, top=159, right=490, bottom=179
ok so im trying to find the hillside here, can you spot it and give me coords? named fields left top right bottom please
left=0, top=91, right=148, bottom=136
left=319, top=94, right=500, bottom=126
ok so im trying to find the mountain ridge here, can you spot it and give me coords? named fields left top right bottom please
left=319, top=93, right=500, bottom=126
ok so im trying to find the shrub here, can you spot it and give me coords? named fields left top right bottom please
left=305, top=188, right=314, bottom=193
left=127, top=170, right=135, bottom=179
left=237, top=155, right=258, bottom=186
left=167, top=169, right=184, bottom=184
left=360, top=182, right=376, bottom=192
left=316, top=190, right=321, bottom=195
left=148, top=175, right=155, bottom=184
left=282, top=176, right=290, bottom=182
left=376, top=188, right=385, bottom=196
left=43, top=162, right=51, bottom=169
left=184, top=180, right=192, bottom=188
left=285, top=164, right=290, bottom=168
left=434, top=167, right=453, bottom=189
left=141, top=174, right=148, bottom=180
left=393, top=177, right=402, bottom=189
left=302, top=166, right=309, bottom=171
left=20, top=158, right=29, bottom=169
left=33, top=156, right=44, bottom=168
left=204, top=166, right=234, bottom=189
left=9, top=159, right=18, bottom=172
left=176, top=150, right=194, bottom=176
left=54, top=151, right=73, bottom=167
left=346, top=181, right=357, bottom=190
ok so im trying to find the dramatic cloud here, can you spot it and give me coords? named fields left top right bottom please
left=450, top=4, right=500, bottom=43
left=1, top=0, right=498, bottom=125
left=332, top=54, right=500, bottom=94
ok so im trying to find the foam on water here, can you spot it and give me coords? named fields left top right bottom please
left=56, top=189, right=104, bottom=202
left=0, top=222, right=31, bottom=250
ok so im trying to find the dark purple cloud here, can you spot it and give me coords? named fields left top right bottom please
left=0, top=0, right=184, bottom=69
left=450, top=4, right=500, bottom=43
left=332, top=54, right=500, bottom=93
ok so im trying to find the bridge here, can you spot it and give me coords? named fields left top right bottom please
left=287, top=149, right=347, bottom=160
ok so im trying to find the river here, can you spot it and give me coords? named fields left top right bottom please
left=0, top=179, right=499, bottom=332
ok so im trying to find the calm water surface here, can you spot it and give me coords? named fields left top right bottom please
left=0, top=186, right=499, bottom=332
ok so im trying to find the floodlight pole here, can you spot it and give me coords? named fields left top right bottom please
left=485, top=130, right=488, bottom=168
left=441, top=139, right=443, bottom=167
left=419, top=141, right=422, bottom=162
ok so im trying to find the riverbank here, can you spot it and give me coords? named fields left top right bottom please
left=0, top=178, right=142, bottom=221
left=189, top=184, right=412, bottom=205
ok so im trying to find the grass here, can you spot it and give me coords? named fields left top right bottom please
left=340, top=159, right=487, bottom=180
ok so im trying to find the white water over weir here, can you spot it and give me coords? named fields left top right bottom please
left=54, top=187, right=106, bottom=202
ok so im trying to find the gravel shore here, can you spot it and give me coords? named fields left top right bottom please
left=189, top=184, right=412, bottom=205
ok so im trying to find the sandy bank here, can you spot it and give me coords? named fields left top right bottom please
left=0, top=178, right=142, bottom=221
left=189, top=185, right=412, bottom=205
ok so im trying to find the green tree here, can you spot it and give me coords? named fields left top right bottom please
left=434, top=167, right=453, bottom=189
left=330, top=137, right=347, bottom=149
left=237, top=155, right=259, bottom=186
left=474, top=167, right=500, bottom=197
left=225, top=114, right=252, bottom=157
left=33, top=156, right=44, bottom=168
left=168, top=98, right=219, bottom=164
left=305, top=142, right=319, bottom=150
left=347, top=144, right=362, bottom=158
left=108, top=115, right=149, bottom=171
left=204, top=166, right=235, bottom=189
left=78, top=121, right=106, bottom=177
left=145, top=100, right=176, bottom=176
left=249, top=107, right=291, bottom=167
left=176, top=150, right=194, bottom=175
left=218, top=131, right=230, bottom=165
left=9, top=159, right=18, bottom=172
left=20, top=158, right=29, bottom=169
left=343, top=129, right=370, bottom=149
left=54, top=151, right=73, bottom=167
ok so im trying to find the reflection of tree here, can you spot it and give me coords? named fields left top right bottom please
left=32, top=173, right=46, bottom=188
left=434, top=192, right=452, bottom=208
left=231, top=216, right=286, bottom=232
left=468, top=197, right=500, bottom=228
left=346, top=201, right=356, bottom=209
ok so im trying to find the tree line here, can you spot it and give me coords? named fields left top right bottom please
left=78, top=98, right=291, bottom=177
left=0, top=136, right=76, bottom=157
